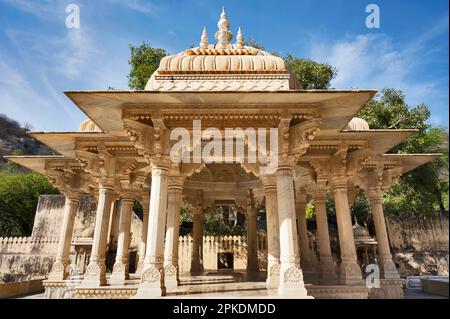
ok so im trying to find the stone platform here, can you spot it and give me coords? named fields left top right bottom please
left=41, top=271, right=370, bottom=299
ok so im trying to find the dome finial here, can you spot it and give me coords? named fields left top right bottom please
left=236, top=26, right=244, bottom=49
left=215, top=7, right=233, bottom=49
left=199, top=27, right=208, bottom=49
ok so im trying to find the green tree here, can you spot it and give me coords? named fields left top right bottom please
left=284, top=54, right=337, bottom=89
left=128, top=42, right=168, bottom=90
left=0, top=171, right=59, bottom=236
left=357, top=89, right=449, bottom=217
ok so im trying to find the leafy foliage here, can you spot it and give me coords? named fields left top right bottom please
left=284, top=54, right=337, bottom=89
left=358, top=89, right=449, bottom=217
left=127, top=42, right=168, bottom=90
left=0, top=170, right=59, bottom=236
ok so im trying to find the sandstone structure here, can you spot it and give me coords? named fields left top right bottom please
left=5, top=9, right=440, bottom=299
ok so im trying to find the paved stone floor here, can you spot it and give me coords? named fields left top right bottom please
left=17, top=271, right=448, bottom=299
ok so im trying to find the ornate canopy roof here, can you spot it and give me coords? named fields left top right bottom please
left=5, top=8, right=440, bottom=208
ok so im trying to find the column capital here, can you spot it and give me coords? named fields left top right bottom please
left=330, top=175, right=348, bottom=190
left=276, top=166, right=294, bottom=177
left=168, top=176, right=184, bottom=191
left=261, top=175, right=277, bottom=190
left=120, top=190, right=139, bottom=202
left=63, top=190, right=82, bottom=202
left=150, top=156, right=171, bottom=171
left=366, top=188, right=383, bottom=202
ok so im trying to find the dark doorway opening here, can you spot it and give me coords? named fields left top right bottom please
left=217, top=252, right=234, bottom=269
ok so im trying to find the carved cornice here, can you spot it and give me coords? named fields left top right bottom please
left=45, top=169, right=91, bottom=198
left=289, top=118, right=322, bottom=159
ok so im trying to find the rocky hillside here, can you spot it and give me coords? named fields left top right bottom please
left=0, top=114, right=53, bottom=170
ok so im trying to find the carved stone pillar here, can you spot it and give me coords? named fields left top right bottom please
left=312, top=191, right=338, bottom=284
left=48, top=192, right=81, bottom=280
left=367, top=190, right=400, bottom=279
left=110, top=192, right=135, bottom=284
left=295, top=200, right=314, bottom=272
left=190, top=212, right=204, bottom=275
left=136, top=197, right=150, bottom=276
left=164, top=177, right=183, bottom=288
left=276, top=166, right=309, bottom=297
left=331, top=177, right=363, bottom=286
left=135, top=164, right=169, bottom=298
left=263, top=176, right=280, bottom=288
left=82, top=184, right=115, bottom=286
left=246, top=205, right=259, bottom=273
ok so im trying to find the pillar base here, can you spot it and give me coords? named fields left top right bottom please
left=164, top=264, right=180, bottom=289
left=81, top=262, right=107, bottom=287
left=110, top=261, right=130, bottom=285
left=190, top=263, right=204, bottom=276
left=47, top=261, right=69, bottom=281
left=380, top=259, right=400, bottom=279
left=278, top=266, right=312, bottom=298
left=133, top=266, right=166, bottom=298
left=369, top=279, right=405, bottom=299
left=320, top=258, right=339, bottom=285
left=339, top=261, right=363, bottom=286
left=135, top=260, right=144, bottom=276
left=266, top=262, right=280, bottom=288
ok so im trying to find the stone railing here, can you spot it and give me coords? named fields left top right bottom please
left=0, top=237, right=59, bottom=255
left=178, top=233, right=268, bottom=272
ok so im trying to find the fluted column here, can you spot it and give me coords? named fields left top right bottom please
left=246, top=206, right=259, bottom=273
left=136, top=197, right=150, bottom=276
left=164, top=178, right=183, bottom=288
left=82, top=185, right=115, bottom=286
left=48, top=192, right=81, bottom=280
left=331, top=177, right=363, bottom=286
left=313, top=191, right=338, bottom=284
left=190, top=212, right=204, bottom=275
left=135, top=165, right=169, bottom=298
left=295, top=200, right=314, bottom=272
left=110, top=193, right=135, bottom=284
left=367, top=190, right=400, bottom=279
left=263, top=177, right=280, bottom=288
left=276, top=166, right=309, bottom=297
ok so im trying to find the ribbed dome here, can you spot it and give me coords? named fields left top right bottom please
left=353, top=222, right=371, bottom=239
left=344, top=117, right=370, bottom=131
left=81, top=225, right=95, bottom=238
left=156, top=46, right=287, bottom=74
left=79, top=119, right=102, bottom=132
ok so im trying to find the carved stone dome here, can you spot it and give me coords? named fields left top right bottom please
left=79, top=118, right=102, bottom=132
left=353, top=221, right=371, bottom=239
left=156, top=46, right=287, bottom=75
left=344, top=117, right=370, bottom=131
left=81, top=225, right=95, bottom=238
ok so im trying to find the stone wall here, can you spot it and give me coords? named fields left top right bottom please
left=386, top=215, right=449, bottom=277
left=0, top=194, right=143, bottom=282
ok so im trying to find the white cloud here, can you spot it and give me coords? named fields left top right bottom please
left=0, top=58, right=56, bottom=129
left=307, top=15, right=448, bottom=109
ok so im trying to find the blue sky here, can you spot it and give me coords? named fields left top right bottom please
left=0, top=0, right=448, bottom=131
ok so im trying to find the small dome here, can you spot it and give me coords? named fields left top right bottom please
left=353, top=222, right=371, bottom=239
left=344, top=117, right=370, bottom=131
left=79, top=118, right=102, bottom=132
left=81, top=225, right=95, bottom=238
